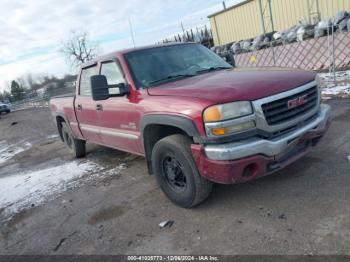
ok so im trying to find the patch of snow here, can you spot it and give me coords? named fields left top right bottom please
left=322, top=85, right=350, bottom=96
left=100, top=164, right=127, bottom=176
left=0, top=140, right=32, bottom=165
left=0, top=160, right=126, bottom=221
left=0, top=161, right=95, bottom=220
left=318, top=70, right=350, bottom=82
left=47, top=134, right=59, bottom=139
left=318, top=70, right=350, bottom=97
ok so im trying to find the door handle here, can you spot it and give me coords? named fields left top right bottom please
left=76, top=104, right=82, bottom=110
left=96, top=104, right=103, bottom=111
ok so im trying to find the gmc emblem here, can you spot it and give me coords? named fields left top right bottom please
left=287, top=95, right=308, bottom=109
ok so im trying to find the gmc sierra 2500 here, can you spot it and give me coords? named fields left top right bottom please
left=50, top=43, right=330, bottom=208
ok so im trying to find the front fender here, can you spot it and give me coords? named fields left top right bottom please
left=140, top=114, right=203, bottom=174
left=140, top=114, right=202, bottom=143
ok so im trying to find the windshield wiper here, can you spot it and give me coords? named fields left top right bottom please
left=195, top=66, right=232, bottom=75
left=148, top=74, right=195, bottom=86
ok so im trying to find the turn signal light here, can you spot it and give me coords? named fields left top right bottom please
left=210, top=121, right=256, bottom=136
left=211, top=127, right=226, bottom=136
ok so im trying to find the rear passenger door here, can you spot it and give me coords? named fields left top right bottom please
left=75, top=65, right=103, bottom=143
left=97, top=60, right=141, bottom=154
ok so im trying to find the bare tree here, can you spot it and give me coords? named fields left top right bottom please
left=61, top=32, right=99, bottom=66
left=26, top=73, right=34, bottom=90
left=26, top=73, right=40, bottom=95
left=16, top=76, right=26, bottom=89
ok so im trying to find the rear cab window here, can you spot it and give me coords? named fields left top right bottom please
left=79, top=65, right=97, bottom=96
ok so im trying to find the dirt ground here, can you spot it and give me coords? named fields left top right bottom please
left=0, top=100, right=349, bottom=255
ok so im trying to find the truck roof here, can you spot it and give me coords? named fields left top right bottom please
left=81, top=42, right=196, bottom=69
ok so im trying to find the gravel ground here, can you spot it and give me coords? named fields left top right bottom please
left=0, top=100, right=349, bottom=255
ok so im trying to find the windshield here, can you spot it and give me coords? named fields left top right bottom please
left=124, top=44, right=232, bottom=88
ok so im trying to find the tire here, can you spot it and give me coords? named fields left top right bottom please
left=61, top=122, right=86, bottom=158
left=6, top=110, right=10, bottom=114
left=152, top=134, right=213, bottom=208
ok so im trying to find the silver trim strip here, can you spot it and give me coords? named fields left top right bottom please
left=100, top=129, right=139, bottom=140
left=204, top=104, right=330, bottom=161
left=81, top=125, right=99, bottom=133
left=81, top=125, right=139, bottom=140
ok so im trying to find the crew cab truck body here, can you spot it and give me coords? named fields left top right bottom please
left=50, top=43, right=330, bottom=208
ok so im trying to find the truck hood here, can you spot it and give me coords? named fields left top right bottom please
left=147, top=67, right=316, bottom=103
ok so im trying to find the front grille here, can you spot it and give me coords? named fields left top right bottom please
left=261, top=86, right=318, bottom=125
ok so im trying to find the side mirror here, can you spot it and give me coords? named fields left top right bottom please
left=90, top=75, right=130, bottom=101
left=108, top=83, right=130, bottom=97
left=91, top=75, right=109, bottom=101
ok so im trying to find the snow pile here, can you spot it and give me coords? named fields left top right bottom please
left=0, top=161, right=96, bottom=218
left=0, top=140, right=32, bottom=165
left=0, top=160, right=127, bottom=222
left=318, top=70, right=350, bottom=82
left=318, top=70, right=350, bottom=98
left=321, top=85, right=350, bottom=96
left=0, top=138, right=127, bottom=222
left=46, top=134, right=59, bottom=139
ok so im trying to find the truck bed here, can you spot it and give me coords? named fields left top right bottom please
left=50, top=95, right=82, bottom=139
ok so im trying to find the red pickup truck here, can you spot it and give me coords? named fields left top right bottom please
left=50, top=42, right=330, bottom=208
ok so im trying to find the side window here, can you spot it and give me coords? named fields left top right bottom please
left=101, top=62, right=125, bottom=85
left=80, top=66, right=97, bottom=96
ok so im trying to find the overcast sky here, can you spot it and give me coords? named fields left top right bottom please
left=0, top=0, right=242, bottom=92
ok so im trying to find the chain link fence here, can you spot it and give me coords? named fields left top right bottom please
left=10, top=96, right=51, bottom=112
left=7, top=84, right=75, bottom=112
left=234, top=31, right=350, bottom=73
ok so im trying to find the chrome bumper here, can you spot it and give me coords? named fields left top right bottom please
left=204, top=104, right=331, bottom=161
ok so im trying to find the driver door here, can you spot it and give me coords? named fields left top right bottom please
left=97, top=60, right=141, bottom=154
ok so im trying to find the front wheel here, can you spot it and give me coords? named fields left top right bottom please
left=152, top=134, right=213, bottom=208
left=61, top=122, right=86, bottom=158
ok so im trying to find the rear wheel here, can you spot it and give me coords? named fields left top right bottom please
left=61, top=122, right=86, bottom=158
left=152, top=134, right=213, bottom=208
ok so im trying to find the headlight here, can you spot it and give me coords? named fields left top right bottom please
left=203, top=101, right=253, bottom=123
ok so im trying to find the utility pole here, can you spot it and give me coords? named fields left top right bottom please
left=222, top=1, right=226, bottom=10
left=129, top=17, right=136, bottom=48
left=307, top=0, right=321, bottom=24
left=258, top=0, right=274, bottom=34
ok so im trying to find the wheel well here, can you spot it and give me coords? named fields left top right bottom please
left=143, top=124, right=191, bottom=175
left=56, top=116, right=66, bottom=141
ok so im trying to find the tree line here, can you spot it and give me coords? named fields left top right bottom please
left=0, top=75, right=77, bottom=103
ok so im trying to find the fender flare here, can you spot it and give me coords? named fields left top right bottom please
left=140, top=114, right=203, bottom=174
left=140, top=114, right=202, bottom=144
left=54, top=112, right=76, bottom=140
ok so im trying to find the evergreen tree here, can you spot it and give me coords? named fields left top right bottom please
left=10, top=80, right=25, bottom=101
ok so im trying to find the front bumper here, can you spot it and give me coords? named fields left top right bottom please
left=191, top=104, right=331, bottom=184
left=204, top=104, right=330, bottom=161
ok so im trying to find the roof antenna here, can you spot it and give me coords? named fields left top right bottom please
left=129, top=17, right=136, bottom=48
